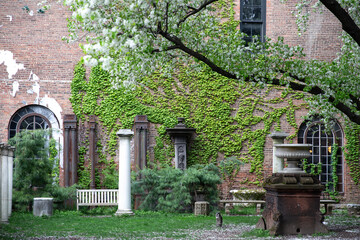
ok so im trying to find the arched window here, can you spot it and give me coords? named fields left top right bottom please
left=298, top=118, right=343, bottom=192
left=8, top=105, right=59, bottom=139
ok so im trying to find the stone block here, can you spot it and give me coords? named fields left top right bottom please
left=194, top=201, right=209, bottom=216
left=33, top=198, right=53, bottom=217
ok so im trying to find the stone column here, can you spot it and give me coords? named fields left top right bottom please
left=1, top=145, right=9, bottom=223
left=63, top=114, right=78, bottom=187
left=269, top=132, right=288, bottom=173
left=70, top=127, right=77, bottom=185
left=89, top=116, right=96, bottom=189
left=7, top=147, right=14, bottom=217
left=115, top=129, right=134, bottom=216
left=63, top=126, right=70, bottom=187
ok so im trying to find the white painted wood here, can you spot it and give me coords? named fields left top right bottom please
left=76, top=189, right=118, bottom=210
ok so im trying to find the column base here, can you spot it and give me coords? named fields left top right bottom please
left=115, top=209, right=134, bottom=216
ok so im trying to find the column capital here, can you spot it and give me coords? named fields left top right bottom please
left=6, top=146, right=15, bottom=157
left=134, top=115, right=149, bottom=130
left=117, top=129, right=134, bottom=138
left=269, top=132, right=289, bottom=140
left=1, top=147, right=8, bottom=156
left=64, top=114, right=77, bottom=129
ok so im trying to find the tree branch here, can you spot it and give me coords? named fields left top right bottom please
left=320, top=0, right=360, bottom=46
left=157, top=30, right=360, bottom=124
left=158, top=30, right=237, bottom=79
left=178, top=0, right=218, bottom=26
left=280, top=69, right=360, bottom=115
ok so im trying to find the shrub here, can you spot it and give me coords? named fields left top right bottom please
left=9, top=129, right=75, bottom=211
left=132, top=164, right=221, bottom=212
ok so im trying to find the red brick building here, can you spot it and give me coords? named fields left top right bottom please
left=1, top=1, right=359, bottom=203
left=0, top=1, right=83, bottom=186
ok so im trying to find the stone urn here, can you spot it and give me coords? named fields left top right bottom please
left=274, top=144, right=312, bottom=173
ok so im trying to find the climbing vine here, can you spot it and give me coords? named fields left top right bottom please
left=71, top=60, right=309, bottom=186
left=324, top=143, right=339, bottom=199
left=344, top=122, right=360, bottom=186
left=49, top=138, right=60, bottom=184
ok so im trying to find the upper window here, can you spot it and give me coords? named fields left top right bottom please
left=8, top=105, right=59, bottom=139
left=240, top=0, right=266, bottom=43
left=298, top=118, right=344, bottom=193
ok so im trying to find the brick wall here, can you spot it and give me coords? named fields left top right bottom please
left=0, top=0, right=84, bottom=185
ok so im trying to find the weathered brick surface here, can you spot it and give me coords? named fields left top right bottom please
left=0, top=1, right=83, bottom=185
left=0, top=0, right=83, bottom=139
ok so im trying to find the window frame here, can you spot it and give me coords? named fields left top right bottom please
left=298, top=119, right=344, bottom=193
left=240, top=0, right=267, bottom=43
left=8, top=105, right=59, bottom=139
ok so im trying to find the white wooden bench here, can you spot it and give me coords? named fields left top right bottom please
left=76, top=189, right=118, bottom=211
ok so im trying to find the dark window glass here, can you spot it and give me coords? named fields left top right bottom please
left=240, top=0, right=266, bottom=43
left=298, top=119, right=344, bottom=192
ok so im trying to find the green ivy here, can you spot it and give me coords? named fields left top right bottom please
left=70, top=62, right=309, bottom=185
left=49, top=138, right=60, bottom=184
left=77, top=146, right=91, bottom=189
left=218, top=156, right=244, bottom=190
left=344, top=122, right=360, bottom=186
left=302, top=158, right=322, bottom=176
left=323, top=143, right=339, bottom=199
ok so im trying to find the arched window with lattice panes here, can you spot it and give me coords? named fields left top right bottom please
left=298, top=118, right=344, bottom=192
left=8, top=105, right=59, bottom=139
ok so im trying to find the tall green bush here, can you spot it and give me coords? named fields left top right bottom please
left=9, top=130, right=53, bottom=192
left=8, top=129, right=76, bottom=211
left=132, top=164, right=221, bottom=212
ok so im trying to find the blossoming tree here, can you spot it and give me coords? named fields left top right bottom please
left=64, top=0, right=360, bottom=125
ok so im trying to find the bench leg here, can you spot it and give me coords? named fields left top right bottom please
left=225, top=203, right=233, bottom=214
left=324, top=204, right=333, bottom=215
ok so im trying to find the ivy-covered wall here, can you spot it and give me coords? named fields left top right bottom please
left=71, top=60, right=304, bottom=183
left=70, top=60, right=360, bottom=201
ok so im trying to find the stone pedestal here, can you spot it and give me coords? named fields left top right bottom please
left=115, top=129, right=134, bottom=216
left=33, top=198, right=53, bottom=217
left=269, top=132, right=288, bottom=173
left=257, top=173, right=327, bottom=236
left=194, top=201, right=209, bottom=215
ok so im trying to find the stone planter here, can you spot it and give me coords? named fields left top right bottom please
left=274, top=144, right=312, bottom=173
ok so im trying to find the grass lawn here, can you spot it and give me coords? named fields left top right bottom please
left=1, top=208, right=359, bottom=239
left=0, top=209, right=261, bottom=239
